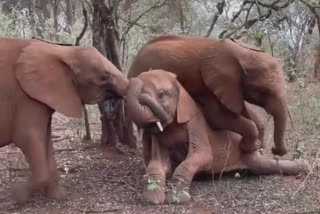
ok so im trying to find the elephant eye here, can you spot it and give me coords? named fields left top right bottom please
left=99, top=73, right=110, bottom=82
left=158, top=91, right=166, bottom=99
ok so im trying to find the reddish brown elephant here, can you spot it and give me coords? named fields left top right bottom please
left=128, top=35, right=288, bottom=156
left=125, top=70, right=309, bottom=205
left=0, top=38, right=128, bottom=203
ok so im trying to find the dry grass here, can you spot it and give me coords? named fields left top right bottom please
left=0, top=83, right=319, bottom=214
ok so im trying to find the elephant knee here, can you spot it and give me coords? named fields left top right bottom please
left=247, top=120, right=259, bottom=139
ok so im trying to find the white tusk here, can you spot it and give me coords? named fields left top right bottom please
left=156, top=121, right=163, bottom=132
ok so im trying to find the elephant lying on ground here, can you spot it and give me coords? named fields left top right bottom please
left=128, top=35, right=288, bottom=156
left=0, top=38, right=128, bottom=203
left=125, top=69, right=309, bottom=205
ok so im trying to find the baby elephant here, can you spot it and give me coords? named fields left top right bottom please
left=125, top=69, right=309, bottom=205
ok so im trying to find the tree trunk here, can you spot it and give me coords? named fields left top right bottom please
left=178, top=0, right=185, bottom=33
left=304, top=4, right=320, bottom=82
left=314, top=45, right=320, bottom=81
left=66, top=0, right=73, bottom=30
left=315, top=13, right=320, bottom=81
left=29, top=0, right=36, bottom=36
left=92, top=0, right=137, bottom=158
left=40, top=0, right=51, bottom=18
left=52, top=0, right=60, bottom=41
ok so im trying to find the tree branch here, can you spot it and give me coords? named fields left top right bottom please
left=219, top=0, right=292, bottom=38
left=119, top=17, right=147, bottom=29
left=300, top=0, right=320, bottom=38
left=223, top=3, right=254, bottom=38
left=120, top=0, right=168, bottom=44
left=75, top=7, right=88, bottom=46
left=205, top=0, right=225, bottom=37
left=244, top=0, right=294, bottom=11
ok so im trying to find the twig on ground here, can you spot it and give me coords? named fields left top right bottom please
left=287, top=105, right=295, bottom=130
left=293, top=148, right=320, bottom=197
left=54, top=144, right=97, bottom=153
left=119, top=178, right=143, bottom=200
left=219, top=132, right=232, bottom=180
left=288, top=210, right=320, bottom=214
left=52, top=135, right=67, bottom=142
left=261, top=201, right=268, bottom=213
left=75, top=207, right=121, bottom=213
left=54, top=148, right=77, bottom=153
left=105, top=177, right=143, bottom=201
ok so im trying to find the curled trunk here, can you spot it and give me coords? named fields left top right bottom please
left=125, top=78, right=154, bottom=127
left=125, top=78, right=169, bottom=127
left=139, top=94, right=169, bottom=123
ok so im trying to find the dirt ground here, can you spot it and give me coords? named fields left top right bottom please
left=0, top=83, right=319, bottom=214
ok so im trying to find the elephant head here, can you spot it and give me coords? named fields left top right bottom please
left=15, top=39, right=128, bottom=118
left=125, top=69, right=198, bottom=133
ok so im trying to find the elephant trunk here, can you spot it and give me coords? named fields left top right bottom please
left=113, top=71, right=129, bottom=97
left=125, top=78, right=169, bottom=129
left=125, top=78, right=153, bottom=127
left=139, top=94, right=169, bottom=123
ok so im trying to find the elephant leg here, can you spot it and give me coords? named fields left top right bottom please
left=46, top=121, right=66, bottom=200
left=12, top=104, right=52, bottom=203
left=264, top=96, right=288, bottom=156
left=166, top=114, right=212, bottom=204
left=243, top=152, right=310, bottom=175
left=244, top=90, right=288, bottom=156
left=143, top=136, right=171, bottom=205
left=243, top=103, right=265, bottom=150
left=167, top=154, right=204, bottom=204
left=202, top=96, right=259, bottom=153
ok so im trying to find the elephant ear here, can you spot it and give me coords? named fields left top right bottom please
left=15, top=41, right=83, bottom=118
left=176, top=81, right=199, bottom=123
left=200, top=41, right=244, bottom=114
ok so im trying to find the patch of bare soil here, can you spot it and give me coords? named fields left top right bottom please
left=0, top=83, right=319, bottom=214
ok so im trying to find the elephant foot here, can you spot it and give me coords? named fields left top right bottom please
left=239, top=137, right=260, bottom=153
left=142, top=177, right=165, bottom=205
left=142, top=188, right=166, bottom=205
left=296, top=159, right=311, bottom=175
left=101, top=146, right=127, bottom=160
left=271, top=146, right=287, bottom=156
left=47, top=182, right=66, bottom=200
left=11, top=183, right=32, bottom=204
left=166, top=186, right=191, bottom=204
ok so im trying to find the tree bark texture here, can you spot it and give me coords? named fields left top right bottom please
left=52, top=0, right=60, bottom=41
left=92, top=0, right=137, bottom=154
left=66, top=0, right=73, bottom=28
left=39, top=0, right=50, bottom=18
left=301, top=0, right=320, bottom=81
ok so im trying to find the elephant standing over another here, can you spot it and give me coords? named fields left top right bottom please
left=125, top=69, right=309, bottom=205
left=0, top=38, right=128, bottom=203
left=128, top=35, right=288, bottom=156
